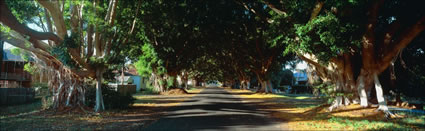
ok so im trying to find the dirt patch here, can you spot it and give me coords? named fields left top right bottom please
left=0, top=103, right=167, bottom=130
left=1, top=90, right=202, bottom=130
left=54, top=106, right=93, bottom=114
left=161, top=88, right=188, bottom=95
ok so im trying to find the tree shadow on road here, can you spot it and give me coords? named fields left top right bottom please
left=142, top=87, right=287, bottom=130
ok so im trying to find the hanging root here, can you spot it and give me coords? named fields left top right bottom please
left=328, top=96, right=353, bottom=111
left=29, top=53, right=87, bottom=111
left=44, top=65, right=87, bottom=110
left=328, top=96, right=343, bottom=111
left=376, top=105, right=397, bottom=119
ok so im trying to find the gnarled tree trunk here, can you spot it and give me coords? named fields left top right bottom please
left=0, top=0, right=122, bottom=111
left=94, top=68, right=105, bottom=112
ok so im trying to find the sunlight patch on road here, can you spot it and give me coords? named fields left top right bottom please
left=224, top=88, right=312, bottom=100
left=133, top=102, right=182, bottom=107
left=132, top=88, right=205, bottom=107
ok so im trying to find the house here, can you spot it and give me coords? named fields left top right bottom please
left=293, top=69, right=308, bottom=85
left=110, top=66, right=147, bottom=92
left=0, top=49, right=32, bottom=88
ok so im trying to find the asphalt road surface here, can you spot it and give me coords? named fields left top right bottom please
left=143, top=87, right=286, bottom=131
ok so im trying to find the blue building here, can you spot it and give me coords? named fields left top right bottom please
left=293, top=69, right=308, bottom=85
left=111, top=67, right=147, bottom=92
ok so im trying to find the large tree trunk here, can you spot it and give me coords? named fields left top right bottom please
left=329, top=73, right=346, bottom=111
left=257, top=80, right=272, bottom=93
left=357, top=74, right=369, bottom=107
left=267, top=80, right=274, bottom=93
left=170, top=73, right=178, bottom=89
left=1, top=0, right=129, bottom=111
left=373, top=73, right=388, bottom=111
left=183, top=76, right=188, bottom=89
left=150, top=73, right=165, bottom=93
left=181, top=72, right=189, bottom=89
left=255, top=72, right=268, bottom=93
left=239, top=80, right=246, bottom=90
left=266, top=0, right=424, bottom=114
left=240, top=78, right=251, bottom=90
left=94, top=69, right=105, bottom=112
left=44, top=67, right=86, bottom=109
left=261, top=80, right=268, bottom=93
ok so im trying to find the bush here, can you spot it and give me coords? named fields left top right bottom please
left=85, top=84, right=135, bottom=109
left=141, top=84, right=160, bottom=94
left=33, top=82, right=49, bottom=96
left=32, top=82, right=52, bottom=109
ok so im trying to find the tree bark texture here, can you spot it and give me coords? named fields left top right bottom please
left=94, top=68, right=105, bottom=112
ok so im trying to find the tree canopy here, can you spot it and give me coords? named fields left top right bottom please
left=1, top=0, right=424, bottom=114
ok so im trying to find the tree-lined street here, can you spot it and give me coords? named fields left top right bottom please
left=1, top=0, right=424, bottom=130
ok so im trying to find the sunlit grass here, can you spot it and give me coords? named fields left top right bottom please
left=1, top=87, right=205, bottom=130
left=187, top=88, right=203, bottom=94
left=132, top=87, right=204, bottom=107
left=296, top=116, right=421, bottom=130
left=298, top=118, right=403, bottom=130
left=227, top=88, right=425, bottom=130
left=402, top=116, right=425, bottom=125
left=280, top=104, right=425, bottom=130
left=224, top=88, right=312, bottom=99
left=0, top=98, right=44, bottom=118
left=132, top=94, right=161, bottom=99
left=241, top=93, right=287, bottom=98
left=133, top=102, right=182, bottom=107
left=79, top=115, right=103, bottom=122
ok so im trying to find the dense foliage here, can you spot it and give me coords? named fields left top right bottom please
left=296, top=13, right=361, bottom=63
left=2, top=0, right=424, bottom=113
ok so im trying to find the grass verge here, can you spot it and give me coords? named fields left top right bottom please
left=0, top=98, right=43, bottom=118
left=0, top=87, right=205, bottom=130
left=225, top=88, right=425, bottom=130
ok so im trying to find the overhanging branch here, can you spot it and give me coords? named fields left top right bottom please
left=37, top=0, right=67, bottom=39
left=378, top=16, right=425, bottom=73
left=0, top=0, right=62, bottom=43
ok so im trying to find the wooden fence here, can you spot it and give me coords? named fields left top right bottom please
left=117, top=85, right=137, bottom=96
left=0, top=88, right=35, bottom=106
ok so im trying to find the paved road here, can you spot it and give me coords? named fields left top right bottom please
left=143, top=87, right=286, bottom=131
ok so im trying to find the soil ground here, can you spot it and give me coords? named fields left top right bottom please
left=0, top=87, right=203, bottom=130
left=1, top=86, right=424, bottom=130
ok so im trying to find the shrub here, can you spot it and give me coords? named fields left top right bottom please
left=141, top=84, right=160, bottom=94
left=32, top=82, right=52, bottom=109
left=33, top=82, right=49, bottom=96
left=85, top=84, right=135, bottom=109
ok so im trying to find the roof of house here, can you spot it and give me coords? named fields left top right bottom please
left=127, top=67, right=139, bottom=76
left=111, top=66, right=139, bottom=76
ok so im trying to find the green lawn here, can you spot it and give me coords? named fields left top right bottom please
left=226, top=88, right=425, bottom=130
